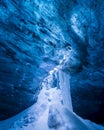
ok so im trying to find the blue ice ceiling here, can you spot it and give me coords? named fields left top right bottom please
left=0, top=0, right=104, bottom=124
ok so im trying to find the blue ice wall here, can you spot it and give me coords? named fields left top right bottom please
left=0, top=0, right=66, bottom=120
left=0, top=0, right=104, bottom=124
left=53, top=0, right=104, bottom=123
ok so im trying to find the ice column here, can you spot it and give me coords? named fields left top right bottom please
left=59, top=70, right=73, bottom=111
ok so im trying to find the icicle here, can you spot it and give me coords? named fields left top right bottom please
left=58, top=70, right=73, bottom=111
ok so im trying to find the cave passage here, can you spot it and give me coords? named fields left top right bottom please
left=0, top=0, right=104, bottom=129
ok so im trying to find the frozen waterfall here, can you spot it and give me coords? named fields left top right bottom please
left=58, top=70, right=73, bottom=111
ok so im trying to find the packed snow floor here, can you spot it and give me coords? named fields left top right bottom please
left=0, top=87, right=104, bottom=130
left=0, top=76, right=104, bottom=130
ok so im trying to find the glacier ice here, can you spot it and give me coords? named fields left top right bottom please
left=0, top=0, right=104, bottom=127
left=58, top=70, right=73, bottom=111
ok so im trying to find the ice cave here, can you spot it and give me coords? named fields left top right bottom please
left=0, top=0, right=104, bottom=130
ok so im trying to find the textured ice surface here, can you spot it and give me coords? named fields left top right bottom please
left=0, top=0, right=104, bottom=124
left=58, top=70, right=73, bottom=111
